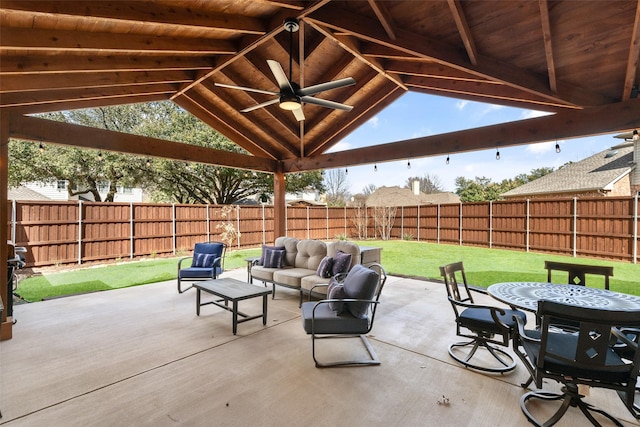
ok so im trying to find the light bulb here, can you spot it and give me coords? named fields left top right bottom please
left=495, top=150, right=500, bottom=160
left=446, top=155, right=450, bottom=165
left=374, top=164, right=377, bottom=172
left=633, top=130, right=639, bottom=141
left=555, top=142, right=561, bottom=153
left=345, top=168, right=348, bottom=175
left=407, top=160, right=411, bottom=169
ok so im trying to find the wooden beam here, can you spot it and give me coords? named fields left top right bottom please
left=4, top=94, right=170, bottom=116
left=283, top=99, right=640, bottom=172
left=622, top=0, right=640, bottom=100
left=0, top=112, right=12, bottom=340
left=447, top=0, right=478, bottom=66
left=8, top=115, right=277, bottom=173
left=368, top=0, right=397, bottom=40
left=538, top=0, right=558, bottom=93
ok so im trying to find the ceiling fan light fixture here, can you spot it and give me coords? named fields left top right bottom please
left=279, top=94, right=301, bottom=110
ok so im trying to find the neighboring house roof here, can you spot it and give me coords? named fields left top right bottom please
left=366, top=186, right=460, bottom=207
left=502, top=143, right=635, bottom=198
left=8, top=186, right=52, bottom=201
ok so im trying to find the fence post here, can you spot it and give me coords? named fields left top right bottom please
left=206, top=204, right=210, bottom=242
left=262, top=204, right=266, bottom=244
left=343, top=205, right=347, bottom=238
left=172, top=203, right=176, bottom=256
left=459, top=202, right=463, bottom=246
left=401, top=206, right=404, bottom=240
left=129, top=202, right=134, bottom=259
left=489, top=200, right=493, bottom=249
left=306, top=206, right=310, bottom=240
left=236, top=206, right=241, bottom=249
left=437, top=204, right=440, bottom=244
left=326, top=205, right=329, bottom=240
left=634, top=193, right=638, bottom=264
left=77, top=200, right=83, bottom=264
left=417, top=205, right=420, bottom=241
left=526, top=199, right=530, bottom=253
left=285, top=205, right=288, bottom=235
left=11, top=200, right=16, bottom=243
left=573, top=197, right=577, bottom=258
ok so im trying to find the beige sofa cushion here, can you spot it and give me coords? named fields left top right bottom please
left=294, top=240, right=327, bottom=270
left=327, top=241, right=361, bottom=271
left=273, top=268, right=316, bottom=288
left=275, top=236, right=299, bottom=266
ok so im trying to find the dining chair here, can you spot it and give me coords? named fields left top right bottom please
left=300, top=263, right=387, bottom=368
left=544, top=260, right=613, bottom=290
left=177, top=242, right=226, bottom=293
left=440, top=261, right=527, bottom=373
left=513, top=299, right=640, bottom=426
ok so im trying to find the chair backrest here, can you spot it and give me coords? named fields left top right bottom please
left=193, top=242, right=226, bottom=269
left=439, top=261, right=474, bottom=305
left=544, top=260, right=613, bottom=290
left=536, top=299, right=640, bottom=375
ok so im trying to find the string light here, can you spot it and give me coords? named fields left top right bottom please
left=555, top=140, right=561, bottom=153
left=446, top=155, right=450, bottom=165
left=407, top=160, right=411, bottom=169
left=146, top=158, right=151, bottom=167
left=633, top=129, right=639, bottom=141
left=345, top=168, right=348, bottom=175
left=39, top=143, right=44, bottom=152
left=374, top=164, right=378, bottom=172
left=495, top=149, right=500, bottom=160
left=98, top=152, right=103, bottom=161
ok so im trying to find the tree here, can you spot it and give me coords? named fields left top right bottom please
left=361, top=184, right=377, bottom=196
left=9, top=102, right=324, bottom=204
left=324, top=168, right=350, bottom=206
left=405, top=173, right=444, bottom=193
left=455, top=167, right=555, bottom=202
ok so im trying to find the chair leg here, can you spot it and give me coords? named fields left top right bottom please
left=312, top=333, right=380, bottom=368
left=177, top=278, right=193, bottom=294
left=448, top=337, right=516, bottom=373
left=521, top=384, right=624, bottom=427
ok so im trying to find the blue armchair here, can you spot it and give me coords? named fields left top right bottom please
left=177, top=242, right=226, bottom=293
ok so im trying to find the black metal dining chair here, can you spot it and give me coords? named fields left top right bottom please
left=513, top=299, right=640, bottom=426
left=440, top=261, right=526, bottom=373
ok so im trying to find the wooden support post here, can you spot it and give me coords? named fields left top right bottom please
left=1, top=113, right=13, bottom=340
left=273, top=166, right=286, bottom=238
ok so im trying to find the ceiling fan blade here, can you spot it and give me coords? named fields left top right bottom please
left=298, top=77, right=356, bottom=96
left=214, top=82, right=278, bottom=96
left=267, top=60, right=294, bottom=93
left=300, top=96, right=353, bottom=111
left=292, top=107, right=305, bottom=122
left=240, top=98, right=280, bottom=113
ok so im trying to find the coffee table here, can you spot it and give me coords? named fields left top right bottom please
left=194, top=278, right=272, bottom=334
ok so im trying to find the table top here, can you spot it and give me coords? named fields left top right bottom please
left=195, top=278, right=271, bottom=300
left=487, top=282, right=640, bottom=312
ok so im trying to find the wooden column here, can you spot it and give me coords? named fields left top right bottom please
left=273, top=165, right=286, bottom=238
left=1, top=113, right=12, bottom=340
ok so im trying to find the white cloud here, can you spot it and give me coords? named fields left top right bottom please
left=368, top=116, right=380, bottom=128
left=326, top=140, right=352, bottom=152
left=526, top=141, right=555, bottom=155
left=455, top=100, right=468, bottom=110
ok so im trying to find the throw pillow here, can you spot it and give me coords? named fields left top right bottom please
left=263, top=248, right=285, bottom=268
left=331, top=250, right=352, bottom=276
left=342, top=264, right=380, bottom=319
left=316, top=256, right=334, bottom=278
left=192, top=253, right=215, bottom=268
left=327, top=277, right=347, bottom=314
left=259, top=244, right=285, bottom=266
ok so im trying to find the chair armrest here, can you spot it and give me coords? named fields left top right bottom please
left=177, top=256, right=191, bottom=269
left=309, top=284, right=329, bottom=294
left=612, top=327, right=640, bottom=350
left=513, top=314, right=539, bottom=345
left=311, top=298, right=380, bottom=318
left=448, top=296, right=518, bottom=331
left=469, top=287, right=488, bottom=295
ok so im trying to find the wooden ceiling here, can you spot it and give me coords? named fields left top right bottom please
left=1, top=0, right=639, bottom=174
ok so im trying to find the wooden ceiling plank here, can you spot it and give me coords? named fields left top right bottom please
left=1, top=70, right=195, bottom=93
left=538, top=0, right=558, bottom=93
left=447, top=0, right=478, bottom=66
left=308, top=5, right=609, bottom=107
left=8, top=114, right=276, bottom=173
left=622, top=1, right=640, bottom=100
left=0, top=1, right=267, bottom=34
left=0, top=54, right=214, bottom=74
left=1, top=27, right=236, bottom=54
left=4, top=94, right=170, bottom=116
left=360, top=43, right=419, bottom=60
left=385, top=60, right=496, bottom=84
left=284, top=99, right=640, bottom=172
left=367, top=0, right=397, bottom=40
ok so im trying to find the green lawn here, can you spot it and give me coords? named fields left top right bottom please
left=15, top=240, right=639, bottom=301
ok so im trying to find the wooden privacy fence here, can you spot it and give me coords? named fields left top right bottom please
left=6, top=195, right=639, bottom=267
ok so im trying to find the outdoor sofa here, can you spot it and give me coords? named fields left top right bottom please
left=250, top=236, right=361, bottom=305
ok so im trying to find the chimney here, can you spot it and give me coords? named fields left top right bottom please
left=412, top=180, right=420, bottom=196
left=632, top=139, right=640, bottom=193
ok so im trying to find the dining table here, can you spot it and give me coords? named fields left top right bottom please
left=487, top=281, right=640, bottom=313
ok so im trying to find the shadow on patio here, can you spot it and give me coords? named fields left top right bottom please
left=1, top=268, right=638, bottom=426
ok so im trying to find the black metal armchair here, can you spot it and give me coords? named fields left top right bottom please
left=177, top=242, right=226, bottom=293
left=440, top=261, right=526, bottom=373
left=513, top=300, right=640, bottom=426
left=301, top=263, right=387, bottom=368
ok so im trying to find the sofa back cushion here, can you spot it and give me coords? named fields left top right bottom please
left=275, top=236, right=299, bottom=266
left=294, top=240, right=327, bottom=270
left=327, top=241, right=361, bottom=271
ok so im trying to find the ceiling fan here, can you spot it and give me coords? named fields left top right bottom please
left=214, top=18, right=356, bottom=122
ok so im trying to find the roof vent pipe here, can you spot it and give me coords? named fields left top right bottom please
left=412, top=180, right=420, bottom=196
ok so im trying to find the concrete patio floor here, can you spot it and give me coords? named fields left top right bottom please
left=1, top=268, right=638, bottom=426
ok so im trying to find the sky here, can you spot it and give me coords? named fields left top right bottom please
left=326, top=92, right=626, bottom=194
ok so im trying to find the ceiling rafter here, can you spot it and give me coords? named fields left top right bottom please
left=447, top=0, right=478, bottom=66
left=622, top=0, right=640, bottom=100
left=5, top=94, right=170, bottom=116
left=384, top=61, right=497, bottom=84
left=367, top=0, right=397, bottom=40
left=307, top=5, right=609, bottom=107
left=538, top=0, right=558, bottom=93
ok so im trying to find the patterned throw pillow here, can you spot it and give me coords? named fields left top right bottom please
left=327, top=277, right=347, bottom=314
left=192, top=253, right=215, bottom=268
left=263, top=248, right=285, bottom=268
left=259, top=244, right=285, bottom=266
left=331, top=251, right=352, bottom=276
left=316, top=256, right=334, bottom=278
